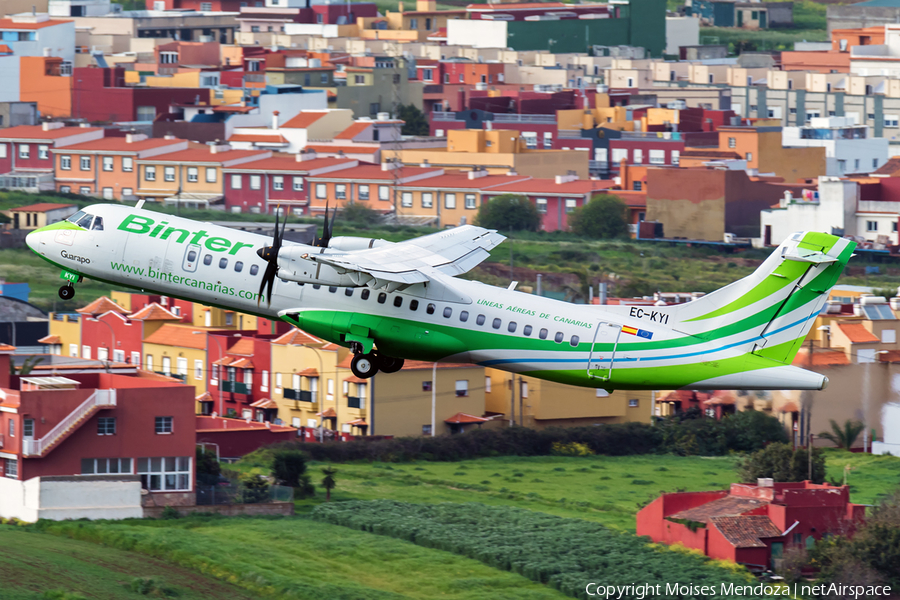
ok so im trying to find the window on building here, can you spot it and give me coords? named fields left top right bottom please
left=746, top=152, right=753, bottom=162
left=69, top=344, right=78, bottom=357
left=272, top=175, right=283, bottom=191
left=455, top=380, right=468, bottom=397
left=465, top=194, right=476, bottom=209
left=137, top=457, right=191, bottom=491
left=867, top=221, right=879, bottom=232
left=80, top=156, right=91, bottom=171
left=422, top=192, right=433, bottom=208
left=19, top=144, right=29, bottom=159
left=79, top=186, right=91, bottom=195
left=611, top=148, right=628, bottom=164
left=401, top=192, right=412, bottom=207
left=155, top=416, right=173, bottom=434
left=250, top=174, right=261, bottom=190
left=275, top=372, right=283, bottom=390
left=187, top=167, right=198, bottom=182
left=886, top=115, right=900, bottom=128
left=409, top=17, right=418, bottom=28
left=536, top=198, right=547, bottom=213
left=379, top=185, right=390, bottom=201
left=97, top=417, right=116, bottom=435
left=164, top=166, right=175, bottom=182
left=728, top=137, right=736, bottom=148
left=82, top=345, right=91, bottom=359
left=423, top=68, right=433, bottom=81
left=131, top=351, right=140, bottom=365
left=145, top=166, right=156, bottom=182
left=38, top=145, right=49, bottom=160
left=231, top=174, right=241, bottom=189
left=649, top=149, right=665, bottom=165
left=102, top=156, right=114, bottom=172
left=671, top=150, right=680, bottom=165
left=5, top=458, right=17, bottom=478
left=316, top=184, right=327, bottom=199
left=0, top=143, right=6, bottom=159
left=202, top=167, right=214, bottom=182
left=335, top=184, right=346, bottom=199
left=193, top=359, right=203, bottom=381
left=565, top=199, right=577, bottom=213
left=60, top=155, right=71, bottom=170
left=293, top=177, right=303, bottom=191
left=445, top=193, right=456, bottom=209
left=369, top=102, right=380, bottom=116
left=146, top=354, right=153, bottom=371
left=136, top=106, right=156, bottom=122
left=8, top=419, right=14, bottom=437
left=23, top=418, right=34, bottom=438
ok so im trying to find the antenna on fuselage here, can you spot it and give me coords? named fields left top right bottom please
left=135, top=200, right=145, bottom=210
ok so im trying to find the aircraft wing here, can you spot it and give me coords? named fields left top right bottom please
left=309, top=225, right=505, bottom=286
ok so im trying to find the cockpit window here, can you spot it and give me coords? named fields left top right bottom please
left=76, top=213, right=94, bottom=229
left=91, top=216, right=104, bottom=231
left=67, top=210, right=86, bottom=223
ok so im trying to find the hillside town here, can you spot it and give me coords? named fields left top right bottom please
left=1, top=0, right=900, bottom=595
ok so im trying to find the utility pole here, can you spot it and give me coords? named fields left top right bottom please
left=431, top=362, right=436, bottom=437
left=518, top=376, right=524, bottom=427
left=509, top=374, right=515, bottom=427
left=808, top=433, right=814, bottom=481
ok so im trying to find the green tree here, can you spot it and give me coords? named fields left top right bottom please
left=569, top=194, right=630, bottom=239
left=240, top=475, right=270, bottom=504
left=724, top=409, right=790, bottom=452
left=818, top=419, right=865, bottom=450
left=321, top=466, right=338, bottom=502
left=195, top=447, right=221, bottom=486
left=397, top=104, right=429, bottom=136
left=474, top=194, right=541, bottom=232
left=737, top=442, right=826, bottom=484
left=341, top=203, right=380, bottom=227
left=10, top=356, right=44, bottom=376
left=272, top=449, right=315, bottom=497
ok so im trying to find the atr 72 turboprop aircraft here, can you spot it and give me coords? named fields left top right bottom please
left=26, top=203, right=855, bottom=391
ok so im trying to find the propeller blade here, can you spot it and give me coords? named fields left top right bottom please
left=256, top=207, right=285, bottom=306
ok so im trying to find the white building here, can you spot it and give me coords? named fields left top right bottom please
left=872, top=403, right=900, bottom=455
left=782, top=116, right=889, bottom=177
left=0, top=12, right=76, bottom=64
left=48, top=0, right=111, bottom=18
left=850, top=24, right=900, bottom=78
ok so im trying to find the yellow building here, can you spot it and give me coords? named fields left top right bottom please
left=374, top=360, right=490, bottom=437
left=135, top=144, right=271, bottom=205
left=44, top=313, right=81, bottom=357
left=369, top=0, right=465, bottom=42
left=191, top=305, right=257, bottom=330
left=484, top=368, right=652, bottom=427
left=396, top=129, right=589, bottom=179
left=269, top=329, right=370, bottom=435
left=142, top=323, right=211, bottom=404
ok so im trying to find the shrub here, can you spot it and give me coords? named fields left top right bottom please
left=475, top=194, right=541, bottom=232
left=195, top=447, right=221, bottom=486
left=128, top=577, right=181, bottom=597
left=569, top=194, right=630, bottom=239
left=550, top=441, right=595, bottom=456
left=736, top=442, right=826, bottom=484
left=240, top=475, right=270, bottom=504
left=159, top=506, right=180, bottom=520
left=42, top=592, right=89, bottom=600
left=272, top=449, right=315, bottom=498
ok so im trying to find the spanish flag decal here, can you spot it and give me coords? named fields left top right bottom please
left=622, top=325, right=653, bottom=339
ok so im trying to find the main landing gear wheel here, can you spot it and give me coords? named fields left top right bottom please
left=58, top=284, right=75, bottom=300
left=350, top=353, right=379, bottom=379
left=378, top=356, right=405, bottom=374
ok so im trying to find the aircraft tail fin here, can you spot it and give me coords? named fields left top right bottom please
left=670, top=232, right=856, bottom=366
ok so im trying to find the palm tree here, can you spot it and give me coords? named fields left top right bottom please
left=321, top=467, right=337, bottom=502
left=818, top=419, right=865, bottom=450
left=10, top=356, right=44, bottom=376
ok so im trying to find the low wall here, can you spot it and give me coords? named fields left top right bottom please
left=143, top=502, right=295, bottom=518
left=0, top=475, right=143, bottom=522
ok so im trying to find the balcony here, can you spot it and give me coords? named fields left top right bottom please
left=431, top=111, right=458, bottom=121
left=620, top=131, right=683, bottom=141
left=221, top=381, right=250, bottom=395
left=492, top=113, right=556, bottom=124
left=284, top=389, right=314, bottom=402
left=347, top=396, right=363, bottom=409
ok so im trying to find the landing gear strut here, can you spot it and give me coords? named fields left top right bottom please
left=58, top=284, right=75, bottom=300
left=347, top=343, right=405, bottom=378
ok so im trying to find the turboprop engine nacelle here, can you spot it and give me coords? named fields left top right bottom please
left=327, top=236, right=393, bottom=251
left=275, top=245, right=374, bottom=287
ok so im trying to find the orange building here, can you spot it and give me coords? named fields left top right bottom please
left=52, top=134, right=189, bottom=200
left=717, top=124, right=826, bottom=183
left=305, top=163, right=444, bottom=214
left=832, top=26, right=885, bottom=52
left=20, top=56, right=73, bottom=117
left=780, top=51, right=850, bottom=74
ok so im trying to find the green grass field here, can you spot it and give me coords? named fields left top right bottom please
left=25, top=517, right=569, bottom=600
left=0, top=526, right=258, bottom=600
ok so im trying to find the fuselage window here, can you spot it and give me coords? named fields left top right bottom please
left=378, top=292, right=387, bottom=304
left=476, top=314, right=486, bottom=326
left=523, top=325, right=533, bottom=336
left=570, top=335, right=580, bottom=347
left=443, top=307, right=452, bottom=318
left=361, top=289, right=370, bottom=300
left=394, top=296, right=403, bottom=307
left=313, top=284, right=321, bottom=290
left=91, top=216, right=104, bottom=230
left=76, top=213, right=94, bottom=229
left=460, top=311, right=469, bottom=322
left=234, top=261, right=243, bottom=273
left=508, top=321, right=517, bottom=333
left=249, top=264, right=259, bottom=275
left=203, top=254, right=213, bottom=266
left=554, top=332, right=564, bottom=343
left=329, top=286, right=337, bottom=293
left=219, top=258, right=228, bottom=269
left=410, top=299, right=419, bottom=311
left=426, top=303, right=435, bottom=315
left=187, top=250, right=198, bottom=262
left=539, top=328, right=549, bottom=339
left=345, top=288, right=354, bottom=297
left=492, top=318, right=502, bottom=329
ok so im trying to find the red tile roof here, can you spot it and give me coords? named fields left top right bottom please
left=307, top=165, right=442, bottom=181
left=249, top=398, right=277, bottom=409
left=872, top=157, right=900, bottom=176
left=57, top=137, right=185, bottom=153
left=143, top=324, right=208, bottom=349
left=467, top=1, right=567, bottom=8
left=487, top=178, right=614, bottom=195
left=0, top=18, right=71, bottom=30
left=836, top=322, right=879, bottom=344
left=228, top=133, right=289, bottom=144
left=37, top=335, right=61, bottom=344
left=282, top=111, right=329, bottom=129
left=346, top=418, right=368, bottom=426
left=445, top=412, right=489, bottom=424
left=228, top=337, right=255, bottom=356
left=296, top=367, right=319, bottom=377
left=669, top=495, right=768, bottom=523
left=317, top=407, right=337, bottom=418
left=229, top=358, right=254, bottom=369
left=710, top=515, right=782, bottom=548
left=146, top=146, right=270, bottom=164
left=344, top=375, right=368, bottom=384
left=128, top=302, right=180, bottom=321
left=224, top=156, right=355, bottom=173
left=0, top=343, right=16, bottom=353
left=334, top=122, right=373, bottom=140
left=404, top=173, right=530, bottom=189
left=303, top=145, right=379, bottom=155
left=77, top=296, right=128, bottom=315
left=9, top=202, right=75, bottom=212
left=0, top=125, right=102, bottom=140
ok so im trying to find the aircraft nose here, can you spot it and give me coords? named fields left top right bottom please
left=25, top=228, right=44, bottom=252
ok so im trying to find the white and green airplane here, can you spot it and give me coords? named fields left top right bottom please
left=26, top=203, right=855, bottom=391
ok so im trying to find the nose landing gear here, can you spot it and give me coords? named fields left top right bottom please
left=58, top=284, right=75, bottom=300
